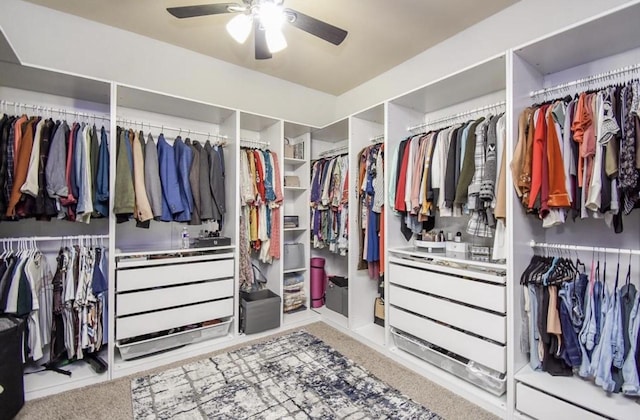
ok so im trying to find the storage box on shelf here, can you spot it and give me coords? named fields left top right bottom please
left=240, top=289, right=282, bottom=334
left=325, top=276, right=349, bottom=317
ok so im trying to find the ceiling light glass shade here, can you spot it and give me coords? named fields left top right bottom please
left=260, top=2, right=285, bottom=31
left=226, top=13, right=253, bottom=44
left=266, top=28, right=287, bottom=53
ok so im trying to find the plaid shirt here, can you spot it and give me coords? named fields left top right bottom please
left=467, top=117, right=494, bottom=238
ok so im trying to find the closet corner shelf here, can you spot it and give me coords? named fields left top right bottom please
left=283, top=267, right=307, bottom=274
left=515, top=365, right=637, bottom=420
left=283, top=157, right=307, bottom=166
left=284, top=227, right=308, bottom=232
left=389, top=247, right=507, bottom=271
left=284, top=186, right=307, bottom=191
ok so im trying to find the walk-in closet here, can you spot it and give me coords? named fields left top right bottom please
left=2, top=1, right=640, bottom=419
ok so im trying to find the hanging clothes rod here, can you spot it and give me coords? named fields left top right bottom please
left=370, top=134, right=385, bottom=143
left=529, top=240, right=640, bottom=256
left=1, top=234, right=109, bottom=243
left=240, top=138, right=271, bottom=147
left=530, top=63, right=640, bottom=98
left=407, top=101, right=506, bottom=132
left=0, top=100, right=110, bottom=121
left=117, top=117, right=228, bottom=141
left=319, top=145, right=348, bottom=158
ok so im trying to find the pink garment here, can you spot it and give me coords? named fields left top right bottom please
left=269, top=151, right=283, bottom=260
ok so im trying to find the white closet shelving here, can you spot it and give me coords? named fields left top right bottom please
left=0, top=60, right=112, bottom=399
left=282, top=121, right=311, bottom=322
left=385, top=54, right=509, bottom=417
left=111, top=85, right=239, bottom=377
left=308, top=119, right=349, bottom=329
left=508, top=2, right=640, bottom=418
left=348, top=104, right=386, bottom=346
left=239, top=112, right=293, bottom=325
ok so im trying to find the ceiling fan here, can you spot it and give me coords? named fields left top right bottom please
left=167, top=0, right=348, bottom=60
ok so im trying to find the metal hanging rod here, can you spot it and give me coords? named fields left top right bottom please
left=319, top=145, right=348, bottom=157
left=0, top=100, right=110, bottom=121
left=529, top=240, right=640, bottom=256
left=117, top=117, right=228, bottom=141
left=240, top=137, right=271, bottom=147
left=370, top=134, right=385, bottom=143
left=407, top=101, right=506, bottom=132
left=1, top=234, right=109, bottom=243
left=530, top=63, right=640, bottom=98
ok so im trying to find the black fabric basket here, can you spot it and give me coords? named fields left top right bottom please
left=0, top=316, right=25, bottom=420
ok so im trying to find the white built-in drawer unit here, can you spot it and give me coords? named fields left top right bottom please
left=115, top=252, right=235, bottom=341
left=516, top=383, right=604, bottom=420
left=389, top=251, right=507, bottom=378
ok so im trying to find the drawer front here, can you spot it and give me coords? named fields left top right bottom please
left=516, top=383, right=604, bottom=420
left=117, top=258, right=234, bottom=292
left=389, top=285, right=506, bottom=343
left=116, top=298, right=234, bottom=340
left=117, top=278, right=234, bottom=316
left=389, top=262, right=505, bottom=313
left=390, top=306, right=506, bottom=373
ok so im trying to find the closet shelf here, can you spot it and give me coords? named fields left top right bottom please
left=284, top=227, right=308, bottom=232
left=114, top=245, right=236, bottom=258
left=515, top=365, right=638, bottom=420
left=389, top=247, right=507, bottom=271
left=284, top=186, right=307, bottom=191
left=23, top=349, right=109, bottom=400
left=283, top=267, right=307, bottom=274
left=284, top=157, right=307, bottom=167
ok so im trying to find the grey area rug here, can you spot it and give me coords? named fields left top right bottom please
left=131, top=330, right=442, bottom=419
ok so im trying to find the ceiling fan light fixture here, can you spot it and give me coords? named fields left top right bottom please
left=265, top=28, right=287, bottom=53
left=226, top=13, right=253, bottom=44
left=259, top=2, right=285, bottom=31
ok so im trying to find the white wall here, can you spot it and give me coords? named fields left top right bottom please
left=0, top=0, right=336, bottom=126
left=1, top=0, right=637, bottom=127
left=334, top=0, right=637, bottom=121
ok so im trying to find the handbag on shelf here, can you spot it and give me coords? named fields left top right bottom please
left=249, top=263, right=268, bottom=292
left=374, top=297, right=385, bottom=326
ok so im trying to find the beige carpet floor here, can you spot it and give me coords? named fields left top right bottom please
left=16, top=322, right=499, bottom=420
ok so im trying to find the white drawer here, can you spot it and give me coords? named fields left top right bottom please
left=117, top=258, right=234, bottom=292
left=117, top=278, right=234, bottom=316
left=116, top=298, right=234, bottom=340
left=390, top=306, right=506, bottom=373
left=389, top=262, right=505, bottom=313
left=516, top=383, right=604, bottom=420
left=389, top=285, right=506, bottom=343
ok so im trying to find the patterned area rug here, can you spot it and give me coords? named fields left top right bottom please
left=131, top=330, right=441, bottom=419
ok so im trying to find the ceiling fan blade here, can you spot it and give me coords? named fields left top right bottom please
left=254, top=22, right=272, bottom=60
left=167, top=3, right=243, bottom=19
left=284, top=8, right=348, bottom=46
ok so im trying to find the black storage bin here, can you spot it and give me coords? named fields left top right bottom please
left=0, top=316, right=25, bottom=420
left=240, top=289, right=281, bottom=334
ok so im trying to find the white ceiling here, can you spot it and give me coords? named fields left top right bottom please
left=25, top=0, right=518, bottom=95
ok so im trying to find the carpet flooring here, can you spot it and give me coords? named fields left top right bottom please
left=16, top=322, right=499, bottom=420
